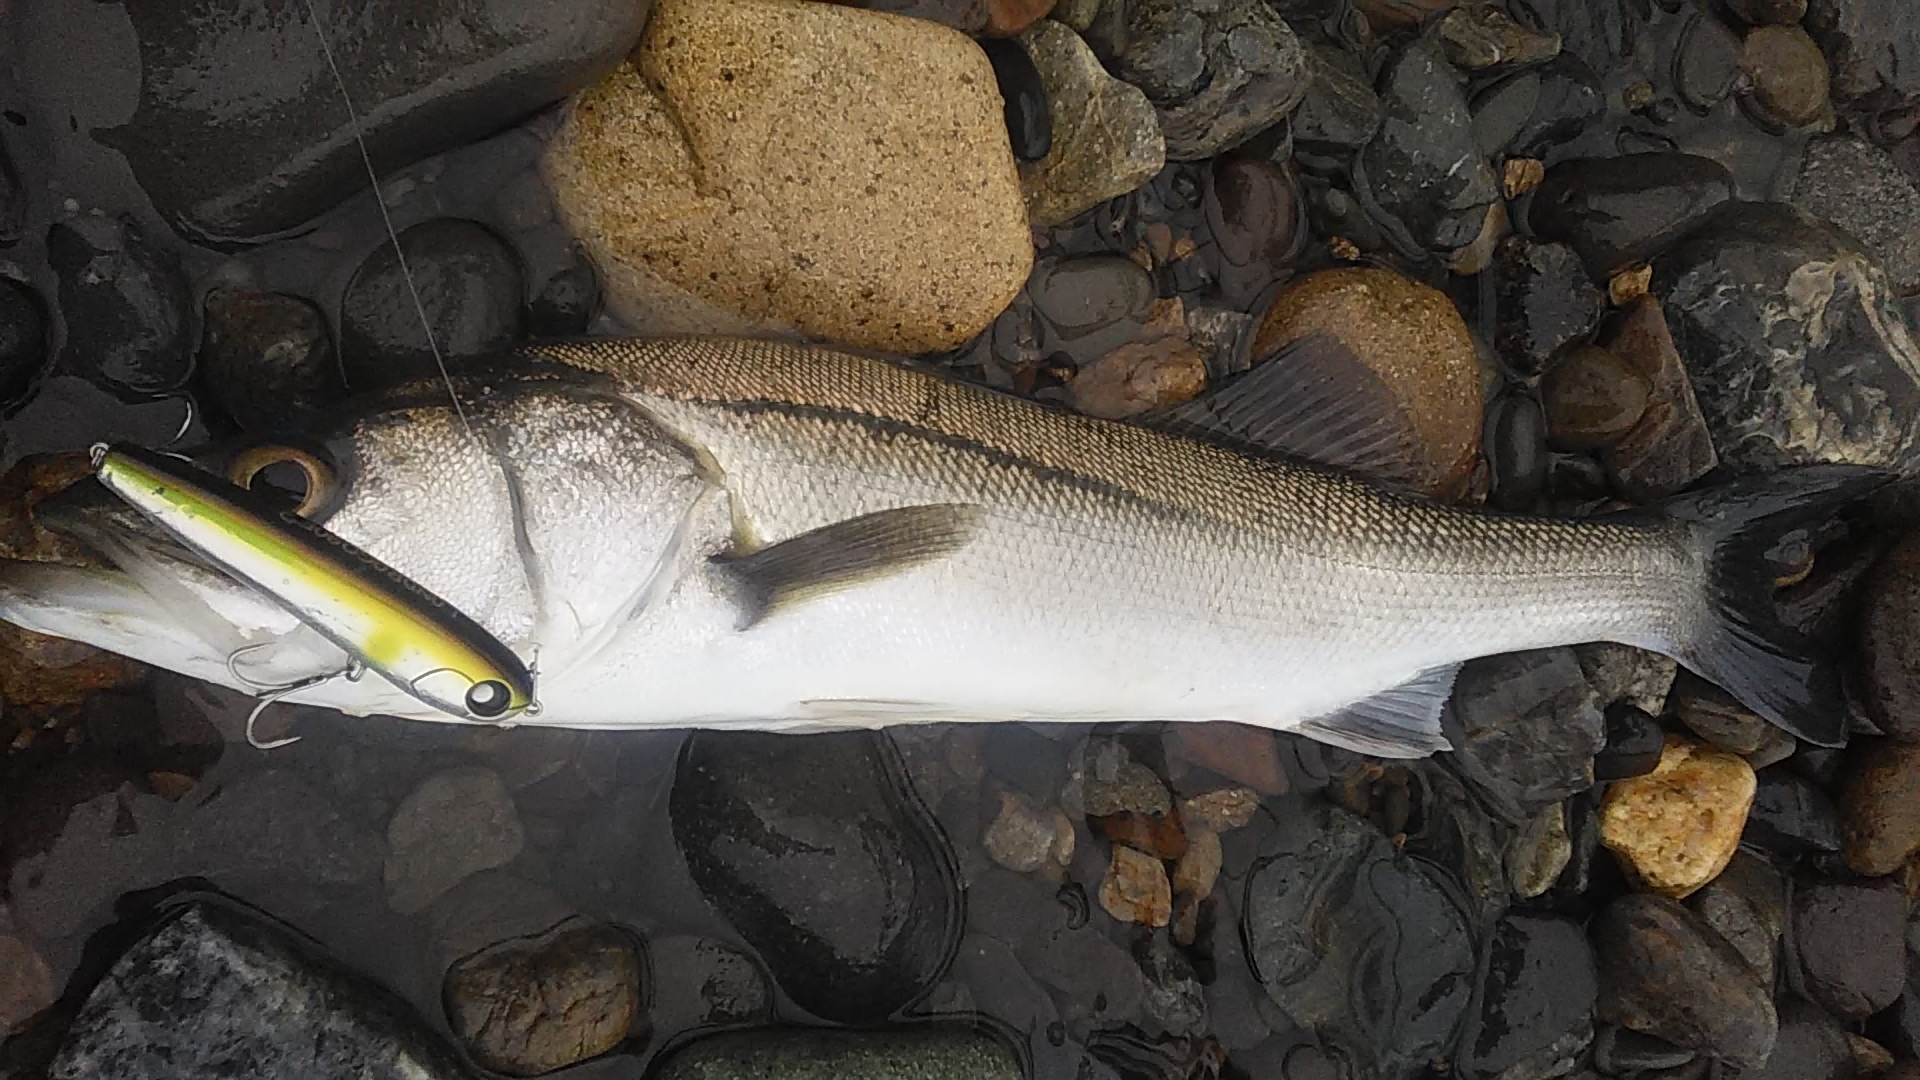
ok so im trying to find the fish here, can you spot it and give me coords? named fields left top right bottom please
left=0, top=334, right=1884, bottom=757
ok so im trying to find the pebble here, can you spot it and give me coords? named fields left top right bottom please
left=1291, top=44, right=1382, bottom=154
left=0, top=905, right=54, bottom=1036
left=46, top=215, right=195, bottom=394
left=443, top=918, right=645, bottom=1076
left=645, top=936, right=772, bottom=1036
left=1542, top=345, right=1650, bottom=450
left=1809, top=0, right=1920, bottom=107
left=1676, top=10, right=1745, bottom=112
left=1164, top=724, right=1288, bottom=796
left=653, top=1027, right=1022, bottom=1080
left=1486, top=387, right=1549, bottom=512
left=544, top=0, right=1031, bottom=355
left=1028, top=255, right=1158, bottom=366
left=1842, top=739, right=1920, bottom=876
left=1172, top=826, right=1222, bottom=897
left=1793, top=881, right=1908, bottom=1020
left=1251, top=267, right=1484, bottom=498
left=1596, top=295, right=1718, bottom=501
left=669, top=730, right=960, bottom=1025
left=1134, top=935, right=1207, bottom=1036
left=1745, top=767, right=1845, bottom=854
left=1438, top=4, right=1562, bottom=69
left=1090, top=0, right=1309, bottom=161
left=1740, top=25, right=1832, bottom=128
left=338, top=218, right=525, bottom=394
left=1460, top=915, right=1596, bottom=1079
left=1791, top=133, right=1920, bottom=294
left=984, top=0, right=1055, bottom=35
left=0, top=276, right=47, bottom=406
left=1528, top=153, right=1736, bottom=278
left=980, top=38, right=1051, bottom=162
left=1673, top=673, right=1771, bottom=755
left=1446, top=199, right=1511, bottom=276
left=1861, top=531, right=1920, bottom=741
left=526, top=246, right=603, bottom=340
left=1205, top=157, right=1306, bottom=306
left=1593, top=894, right=1778, bottom=1069
left=1685, top=851, right=1785, bottom=986
left=1445, top=649, right=1606, bottom=822
left=1652, top=202, right=1920, bottom=474
left=1080, top=739, right=1173, bottom=817
left=1591, top=701, right=1666, bottom=777
left=1491, top=237, right=1605, bottom=374
left=199, top=290, right=345, bottom=435
left=985, top=790, right=1071, bottom=873
left=1068, top=326, right=1208, bottom=419
left=90, top=0, right=647, bottom=241
left=1181, top=787, right=1261, bottom=831
left=1356, top=41, right=1501, bottom=257
left=1100, top=842, right=1173, bottom=927
left=384, top=766, right=527, bottom=916
left=1506, top=802, right=1573, bottom=899
left=1016, top=20, right=1164, bottom=227
left=1471, top=54, right=1605, bottom=160
left=1599, top=736, right=1755, bottom=899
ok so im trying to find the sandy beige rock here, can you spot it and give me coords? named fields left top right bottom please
left=1172, top=827, right=1222, bottom=897
left=1601, top=736, right=1756, bottom=899
left=1099, top=844, right=1173, bottom=927
left=545, top=0, right=1032, bottom=354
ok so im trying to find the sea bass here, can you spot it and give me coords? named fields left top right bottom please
left=0, top=336, right=1880, bottom=756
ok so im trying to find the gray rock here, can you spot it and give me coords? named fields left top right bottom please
left=982, top=790, right=1068, bottom=873
left=1572, top=642, right=1677, bottom=717
left=652, top=1026, right=1023, bottom=1080
left=646, top=936, right=773, bottom=1038
left=1528, top=153, right=1737, bottom=278
left=1459, top=915, right=1597, bottom=1080
left=1673, top=672, right=1772, bottom=754
left=199, top=290, right=345, bottom=435
left=385, top=766, right=526, bottom=916
left=1438, top=4, right=1562, bottom=69
left=1807, top=0, right=1920, bottom=109
left=1653, top=202, right=1920, bottom=474
left=1793, top=880, right=1907, bottom=1020
left=1506, top=802, right=1572, bottom=899
left=1291, top=44, right=1380, bottom=153
left=1790, top=134, right=1920, bottom=294
left=1356, top=41, right=1501, bottom=257
left=1470, top=54, right=1604, bottom=161
left=49, top=898, right=469, bottom=1079
left=1443, top=648, right=1606, bottom=823
left=1135, top=935, right=1206, bottom=1037
left=1742, top=1000, right=1857, bottom=1080
left=1028, top=256, right=1158, bottom=367
left=1593, top=894, right=1778, bottom=1069
left=1091, top=0, right=1310, bottom=160
left=47, top=215, right=195, bottom=395
left=1018, top=20, right=1166, bottom=227
left=339, top=218, right=526, bottom=394
left=1026, top=921, right=1146, bottom=1032
left=443, top=917, right=644, bottom=1076
left=1685, top=851, right=1784, bottom=986
left=1079, top=738, right=1172, bottom=817
left=424, top=870, right=576, bottom=970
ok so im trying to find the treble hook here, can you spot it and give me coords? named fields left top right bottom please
left=226, top=642, right=356, bottom=750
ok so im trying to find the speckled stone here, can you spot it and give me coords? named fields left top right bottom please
left=1600, top=736, right=1756, bottom=899
left=1017, top=19, right=1165, bottom=226
left=653, top=1027, right=1023, bottom=1080
left=544, top=0, right=1031, bottom=354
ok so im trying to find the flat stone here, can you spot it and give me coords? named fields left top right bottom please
left=1593, top=894, right=1778, bottom=1069
left=443, top=918, right=645, bottom=1076
left=1600, top=736, right=1755, bottom=899
left=1793, top=881, right=1907, bottom=1020
left=385, top=766, right=526, bottom=916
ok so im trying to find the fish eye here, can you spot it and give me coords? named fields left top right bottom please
left=229, top=445, right=339, bottom=518
left=466, top=680, right=512, bottom=719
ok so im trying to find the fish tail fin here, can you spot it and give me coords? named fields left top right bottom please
left=1660, top=465, right=1890, bottom=748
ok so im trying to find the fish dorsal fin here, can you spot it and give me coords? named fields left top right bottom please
left=714, top=503, right=983, bottom=628
left=1294, top=663, right=1461, bottom=759
left=1140, top=331, right=1426, bottom=492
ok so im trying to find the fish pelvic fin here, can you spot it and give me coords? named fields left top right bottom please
left=1659, top=465, right=1892, bottom=748
left=1294, top=662, right=1461, bottom=759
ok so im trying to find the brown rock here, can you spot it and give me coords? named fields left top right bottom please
left=983, top=0, right=1054, bottom=36
left=0, top=907, right=55, bottom=1036
left=1593, top=894, right=1779, bottom=1069
left=1164, top=723, right=1289, bottom=796
left=1600, top=736, right=1756, bottom=898
left=1172, top=827, right=1222, bottom=897
left=1859, top=530, right=1920, bottom=741
left=544, top=0, right=1032, bottom=355
left=1068, top=329, right=1208, bottom=419
left=1180, top=787, right=1261, bottom=831
left=1541, top=344, right=1650, bottom=451
left=1091, top=810, right=1188, bottom=860
left=1502, top=157, right=1545, bottom=199
left=1740, top=25, right=1832, bottom=128
left=1099, top=844, right=1173, bottom=927
left=1598, top=295, right=1718, bottom=501
left=1842, top=738, right=1920, bottom=876
left=1609, top=265, right=1653, bottom=305
left=984, top=790, right=1062, bottom=872
left=1445, top=200, right=1511, bottom=276
left=1251, top=267, right=1485, bottom=498
left=444, top=918, right=645, bottom=1076
left=0, top=622, right=146, bottom=714
left=1437, top=4, right=1561, bottom=69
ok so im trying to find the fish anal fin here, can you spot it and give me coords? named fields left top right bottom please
left=1140, top=331, right=1426, bottom=492
left=1294, top=663, right=1461, bottom=759
left=715, top=503, right=982, bottom=628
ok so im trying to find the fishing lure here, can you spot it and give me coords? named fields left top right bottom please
left=90, top=442, right=538, bottom=729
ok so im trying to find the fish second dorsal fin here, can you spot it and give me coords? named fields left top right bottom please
left=1139, top=331, right=1426, bottom=492
left=713, top=503, right=983, bottom=628
left=1294, top=663, right=1461, bottom=758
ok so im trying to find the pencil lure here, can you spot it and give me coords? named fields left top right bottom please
left=88, top=442, right=537, bottom=724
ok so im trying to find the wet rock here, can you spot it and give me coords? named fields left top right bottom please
left=1743, top=1002, right=1857, bottom=1080
left=338, top=218, right=524, bottom=394
left=1460, top=915, right=1596, bottom=1079
left=1744, top=767, right=1844, bottom=854
left=385, top=765, right=526, bottom=916
left=1843, top=739, right=1920, bottom=876
left=1528, top=154, right=1736, bottom=278
left=0, top=905, right=54, bottom=1036
left=1100, top=843, right=1174, bottom=927
left=1672, top=673, right=1770, bottom=755
left=1165, top=723, right=1288, bottom=796
left=1593, top=894, right=1778, bottom=1069
left=1292, top=44, right=1382, bottom=154
left=669, top=731, right=960, bottom=1025
left=1793, top=881, right=1907, bottom=1020
left=443, top=918, right=644, bottom=1076
left=47, top=216, right=195, bottom=395
left=49, top=898, right=469, bottom=1079
left=1595, top=703, right=1668, bottom=782
left=646, top=936, right=772, bottom=1036
left=1542, top=345, right=1650, bottom=450
left=1080, top=739, right=1173, bottom=817
left=984, top=790, right=1073, bottom=872
left=1024, top=919, right=1145, bottom=1031
left=981, top=38, right=1051, bottom=162
left=1598, top=295, right=1718, bottom=500
left=1448, top=198, right=1512, bottom=276
left=1506, top=802, right=1572, bottom=898
left=1471, top=54, right=1605, bottom=160
left=1017, top=20, right=1164, bottom=227
left=1685, top=851, right=1785, bottom=986
left=1791, top=133, right=1920, bottom=294
left=1135, top=935, right=1207, bottom=1036
left=1861, top=532, right=1920, bottom=742
left=1172, top=826, right=1222, bottom=897
left=1090, top=0, right=1309, bottom=161
left=1730, top=0, right=1807, bottom=23
left=1652, top=202, right=1920, bottom=473
left=0, top=277, right=48, bottom=406
left=1600, top=736, right=1754, bottom=899
left=199, top=290, right=344, bottom=435
left=1676, top=11, right=1745, bottom=112
left=1243, top=805, right=1475, bottom=1077
left=653, top=1026, right=1022, bottom=1080
left=1492, top=237, right=1605, bottom=374
left=545, top=0, right=1031, bottom=355
left=1439, top=5, right=1562, bottom=68
left=1182, top=787, right=1261, bottom=831
left=1205, top=157, right=1306, bottom=305
left=1444, top=648, right=1606, bottom=823
left=1486, top=386, right=1549, bottom=512
left=1028, top=255, right=1158, bottom=365
left=526, top=247, right=603, bottom=340
left=1356, top=41, right=1501, bottom=257
left=983, top=724, right=1071, bottom=800
left=1068, top=324, right=1208, bottom=419
left=1740, top=25, right=1833, bottom=128
left=1806, top=0, right=1920, bottom=109
left=1250, top=267, right=1485, bottom=498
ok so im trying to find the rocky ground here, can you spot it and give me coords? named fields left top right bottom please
left=2, top=0, right=1920, bottom=1077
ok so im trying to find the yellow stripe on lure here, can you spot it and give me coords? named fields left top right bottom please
left=90, top=442, right=536, bottom=722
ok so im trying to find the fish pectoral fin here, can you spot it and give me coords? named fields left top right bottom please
left=1294, top=663, right=1460, bottom=759
left=713, top=503, right=983, bottom=628
left=1138, top=330, right=1425, bottom=492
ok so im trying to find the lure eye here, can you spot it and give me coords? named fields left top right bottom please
left=230, top=445, right=339, bottom=518
left=466, top=680, right=512, bottom=719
